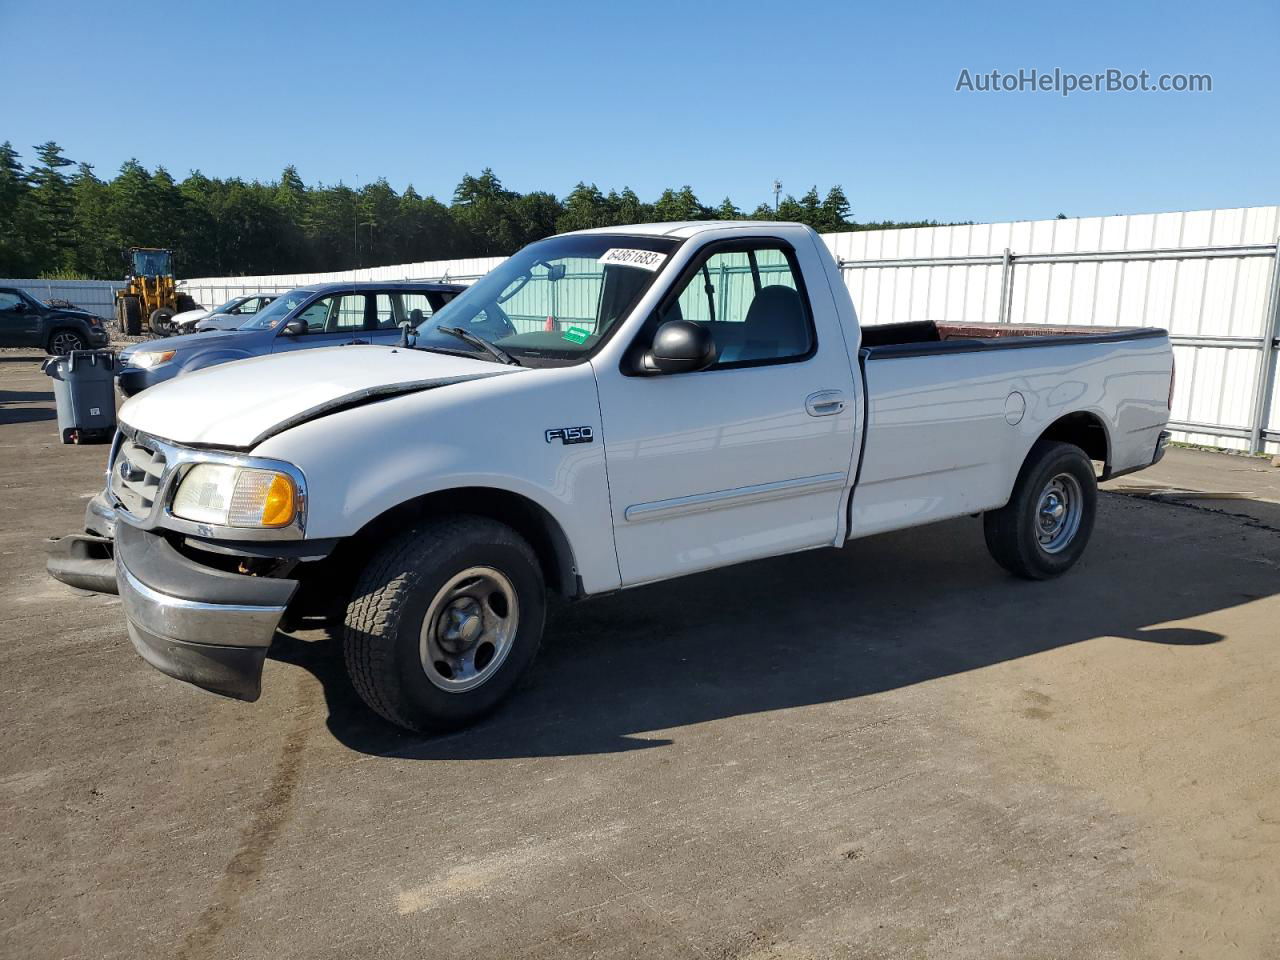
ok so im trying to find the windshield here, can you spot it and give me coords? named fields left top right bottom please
left=214, top=297, right=246, bottom=313
left=238, top=289, right=315, bottom=329
left=131, top=249, right=173, bottom=277
left=419, top=233, right=678, bottom=363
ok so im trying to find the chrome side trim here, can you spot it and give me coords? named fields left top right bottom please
left=624, top=472, right=848, bottom=523
left=117, top=557, right=285, bottom=649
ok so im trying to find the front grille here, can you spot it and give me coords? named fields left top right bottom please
left=109, top=434, right=168, bottom=519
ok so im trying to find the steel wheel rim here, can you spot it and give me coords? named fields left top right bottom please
left=51, top=332, right=81, bottom=355
left=1036, top=472, right=1083, bottom=554
left=420, top=566, right=519, bottom=693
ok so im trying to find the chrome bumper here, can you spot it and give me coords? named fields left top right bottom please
left=117, top=557, right=286, bottom=650
left=115, top=523, right=297, bottom=702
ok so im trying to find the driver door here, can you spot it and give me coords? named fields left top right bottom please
left=272, top=293, right=361, bottom=354
left=595, top=240, right=858, bottom=587
left=0, top=290, right=40, bottom=346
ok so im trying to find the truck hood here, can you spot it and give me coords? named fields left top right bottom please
left=118, top=345, right=521, bottom=449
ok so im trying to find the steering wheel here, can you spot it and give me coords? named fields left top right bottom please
left=475, top=301, right=516, bottom=339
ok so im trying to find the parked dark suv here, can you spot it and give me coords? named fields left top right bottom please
left=117, top=281, right=464, bottom=395
left=0, top=287, right=111, bottom=354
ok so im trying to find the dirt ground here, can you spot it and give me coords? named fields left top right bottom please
left=1, top=350, right=1277, bottom=959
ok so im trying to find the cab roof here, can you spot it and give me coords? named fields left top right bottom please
left=564, top=220, right=817, bottom=239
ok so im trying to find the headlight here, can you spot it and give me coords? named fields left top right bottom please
left=172, top=464, right=298, bottom=528
left=129, top=350, right=175, bottom=369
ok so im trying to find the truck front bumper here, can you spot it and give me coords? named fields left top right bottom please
left=115, top=522, right=298, bottom=702
left=46, top=490, right=122, bottom=594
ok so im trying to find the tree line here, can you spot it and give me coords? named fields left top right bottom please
left=0, top=140, right=950, bottom=280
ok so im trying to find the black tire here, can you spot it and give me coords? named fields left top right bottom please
left=120, top=296, right=143, bottom=336
left=148, top=307, right=176, bottom=337
left=343, top=515, right=546, bottom=732
left=983, top=440, right=1097, bottom=580
left=176, top=293, right=200, bottom=312
left=47, top=328, right=86, bottom=355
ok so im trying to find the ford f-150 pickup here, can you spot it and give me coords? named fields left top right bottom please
left=50, top=221, right=1174, bottom=732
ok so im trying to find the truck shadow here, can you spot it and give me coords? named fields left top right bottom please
left=270, top=502, right=1268, bottom=761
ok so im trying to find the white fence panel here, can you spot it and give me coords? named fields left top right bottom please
left=0, top=279, right=121, bottom=319
left=823, top=205, right=1280, bottom=454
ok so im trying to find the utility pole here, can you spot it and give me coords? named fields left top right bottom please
left=773, top=180, right=782, bottom=213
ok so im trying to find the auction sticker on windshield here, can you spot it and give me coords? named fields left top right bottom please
left=598, top=248, right=667, bottom=271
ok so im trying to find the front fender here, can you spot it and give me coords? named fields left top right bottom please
left=252, top=364, right=623, bottom=595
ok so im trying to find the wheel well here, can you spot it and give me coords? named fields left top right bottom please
left=1038, top=412, right=1110, bottom=476
left=339, top=487, right=580, bottom=599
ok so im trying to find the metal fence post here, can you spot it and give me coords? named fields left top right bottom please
left=1248, top=238, right=1280, bottom=453
left=997, top=247, right=1013, bottom=323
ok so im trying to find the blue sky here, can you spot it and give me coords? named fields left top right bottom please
left=3, top=0, right=1276, bottom=223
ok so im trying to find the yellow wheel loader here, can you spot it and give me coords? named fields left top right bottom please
left=113, top=247, right=199, bottom=337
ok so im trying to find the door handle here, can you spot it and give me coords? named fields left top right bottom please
left=805, top=390, right=846, bottom=417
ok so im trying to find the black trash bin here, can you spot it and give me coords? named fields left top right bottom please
left=42, top=349, right=117, bottom=444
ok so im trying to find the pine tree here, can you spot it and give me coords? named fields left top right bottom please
left=27, top=141, right=76, bottom=271
left=0, top=142, right=34, bottom=274
left=819, top=186, right=852, bottom=230
left=716, top=197, right=742, bottom=220
left=69, top=163, right=115, bottom=278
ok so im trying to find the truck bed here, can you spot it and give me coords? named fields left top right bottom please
left=860, top=320, right=1166, bottom=357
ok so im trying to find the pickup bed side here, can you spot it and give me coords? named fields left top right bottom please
left=850, top=322, right=1172, bottom=538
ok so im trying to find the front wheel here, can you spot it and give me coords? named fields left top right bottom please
left=343, top=516, right=546, bottom=732
left=983, top=440, right=1097, bottom=580
left=48, top=329, right=86, bottom=355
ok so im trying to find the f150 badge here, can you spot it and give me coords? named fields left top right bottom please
left=545, top=426, right=594, bottom=445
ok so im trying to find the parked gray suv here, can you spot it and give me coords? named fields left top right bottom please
left=117, top=282, right=463, bottom=395
left=0, top=287, right=111, bottom=354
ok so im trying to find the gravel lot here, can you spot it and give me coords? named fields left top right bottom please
left=1, top=350, right=1277, bottom=959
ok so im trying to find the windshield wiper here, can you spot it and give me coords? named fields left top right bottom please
left=436, top=325, right=521, bottom=366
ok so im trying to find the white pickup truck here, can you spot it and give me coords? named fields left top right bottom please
left=56, top=222, right=1174, bottom=732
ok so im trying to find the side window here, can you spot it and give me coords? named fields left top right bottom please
left=332, top=294, right=367, bottom=331
left=0, top=291, right=22, bottom=311
left=294, top=295, right=338, bottom=333
left=239, top=298, right=261, bottom=315
left=400, top=292, right=435, bottom=326
left=373, top=294, right=396, bottom=330
left=659, top=245, right=813, bottom=367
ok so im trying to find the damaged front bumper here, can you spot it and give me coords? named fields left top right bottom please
left=115, top=522, right=298, bottom=701
left=46, top=490, right=120, bottom=593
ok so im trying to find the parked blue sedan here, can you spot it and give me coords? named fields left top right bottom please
left=117, top=282, right=464, bottom=395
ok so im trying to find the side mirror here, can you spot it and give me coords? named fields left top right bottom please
left=398, top=320, right=418, bottom=347
left=283, top=319, right=307, bottom=336
left=643, top=319, right=717, bottom=374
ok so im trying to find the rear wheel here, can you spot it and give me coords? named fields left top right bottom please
left=120, top=296, right=143, bottom=336
left=343, top=516, right=546, bottom=732
left=983, top=440, right=1097, bottom=580
left=148, top=307, right=176, bottom=336
left=48, top=329, right=86, bottom=355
